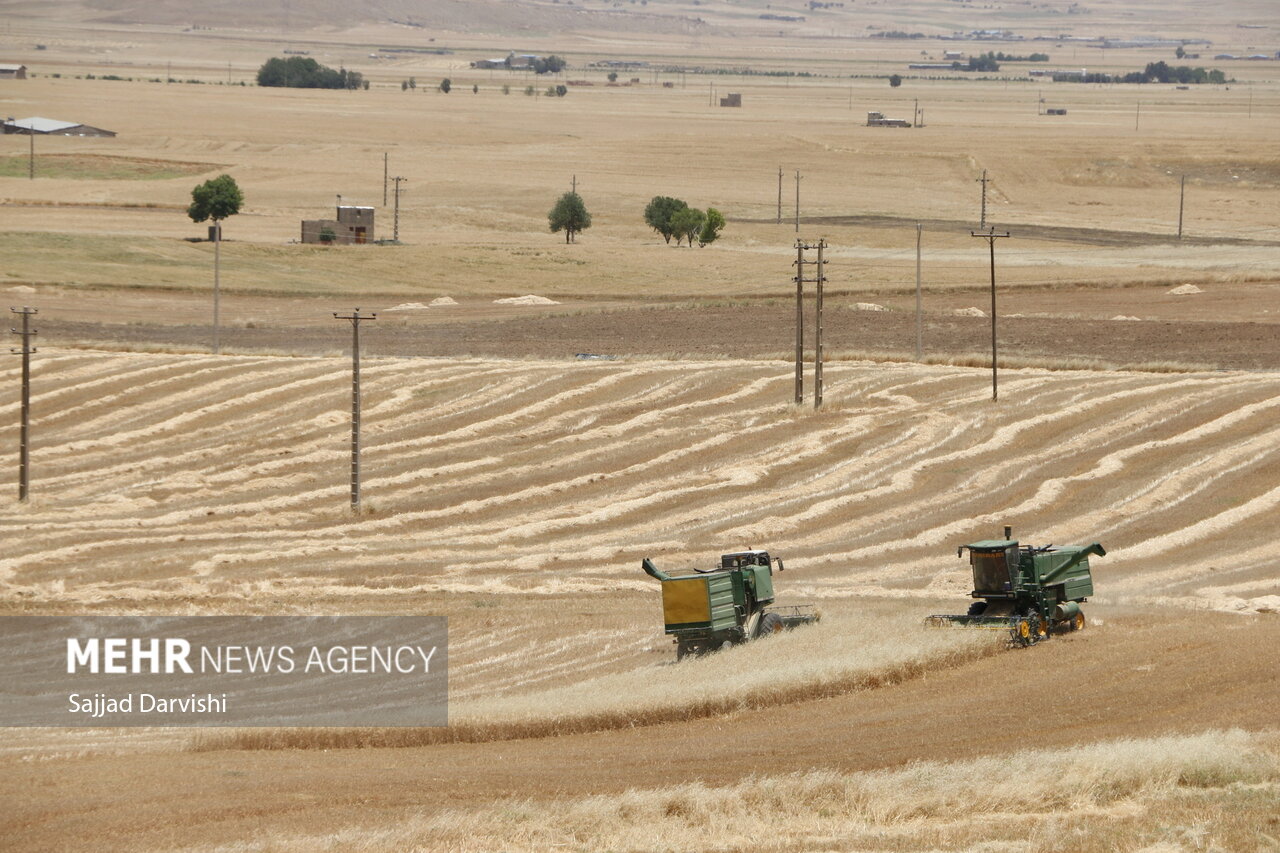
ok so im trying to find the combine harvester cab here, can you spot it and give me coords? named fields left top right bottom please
left=643, top=551, right=819, bottom=660
left=927, top=526, right=1104, bottom=646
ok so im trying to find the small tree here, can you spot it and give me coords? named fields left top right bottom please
left=643, top=196, right=687, bottom=244
left=1175, top=45, right=1186, bottom=59
left=409, top=76, right=416, bottom=89
left=439, top=77, right=451, bottom=93
left=188, top=174, right=243, bottom=227
left=698, top=207, right=725, bottom=246
left=669, top=207, right=705, bottom=247
left=555, top=84, right=567, bottom=97
left=889, top=73, right=902, bottom=87
left=502, top=83, right=511, bottom=94
left=318, top=225, right=336, bottom=245
left=548, top=191, right=591, bottom=243
left=472, top=84, right=479, bottom=94
left=607, top=71, right=618, bottom=82
left=524, top=85, right=535, bottom=96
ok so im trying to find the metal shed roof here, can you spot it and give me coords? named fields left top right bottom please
left=6, top=116, right=81, bottom=133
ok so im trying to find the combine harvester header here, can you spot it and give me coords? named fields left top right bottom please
left=927, top=526, right=1104, bottom=646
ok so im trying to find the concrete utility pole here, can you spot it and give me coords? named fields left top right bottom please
left=793, top=240, right=828, bottom=407
left=28, top=129, right=33, bottom=180
left=10, top=307, right=36, bottom=502
left=334, top=308, right=376, bottom=510
left=976, top=169, right=990, bottom=229
left=794, top=170, right=801, bottom=234
left=1177, top=174, right=1186, bottom=240
left=571, top=174, right=577, bottom=194
left=383, top=152, right=388, bottom=207
left=971, top=228, right=1011, bottom=401
left=777, top=167, right=783, bottom=224
left=1135, top=101, right=1141, bottom=132
left=794, top=242, right=804, bottom=404
left=915, top=223, right=923, bottom=360
left=392, top=176, right=406, bottom=242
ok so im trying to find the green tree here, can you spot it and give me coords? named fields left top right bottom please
left=187, top=174, right=243, bottom=355
left=439, top=77, right=452, bottom=93
left=698, top=207, right=725, bottom=247
left=318, top=225, right=336, bottom=245
left=555, top=84, right=567, bottom=97
left=187, top=174, right=243, bottom=225
left=607, top=71, right=618, bottom=82
left=643, top=195, right=687, bottom=244
left=669, top=207, right=705, bottom=247
left=889, top=73, right=902, bottom=87
left=257, top=56, right=359, bottom=89
left=549, top=191, right=591, bottom=243
left=534, top=55, right=567, bottom=74
left=409, top=76, right=416, bottom=89
left=1175, top=45, right=1186, bottom=59
left=472, top=84, right=479, bottom=94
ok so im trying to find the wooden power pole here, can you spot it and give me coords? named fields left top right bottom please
left=334, top=309, right=376, bottom=510
left=970, top=228, right=1010, bottom=401
left=814, top=239, right=825, bottom=409
left=383, top=152, right=388, bottom=207
left=10, top=306, right=36, bottom=502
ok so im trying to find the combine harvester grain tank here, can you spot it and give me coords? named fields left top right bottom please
left=643, top=550, right=819, bottom=660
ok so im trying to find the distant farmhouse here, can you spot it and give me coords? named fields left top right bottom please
left=0, top=64, right=28, bottom=79
left=3, top=116, right=116, bottom=137
left=471, top=53, right=541, bottom=70
left=301, top=204, right=375, bottom=245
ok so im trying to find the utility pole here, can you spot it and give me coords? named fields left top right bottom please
left=794, top=170, right=801, bottom=234
left=793, top=240, right=827, bottom=407
left=383, top=152, right=388, bottom=207
left=976, top=169, right=990, bottom=229
left=794, top=242, right=804, bottom=404
left=333, top=308, right=376, bottom=511
left=1135, top=101, right=1140, bottom=132
left=392, top=176, right=406, bottom=242
left=777, top=167, right=783, bottom=224
left=970, top=228, right=1011, bottom=401
left=571, top=174, right=577, bottom=194
left=1177, top=174, right=1186, bottom=240
left=212, top=218, right=222, bottom=354
left=915, top=223, right=923, bottom=361
left=814, top=239, right=825, bottom=409
left=28, top=129, right=33, bottom=180
left=10, top=306, right=36, bottom=503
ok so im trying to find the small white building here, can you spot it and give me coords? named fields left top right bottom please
left=0, top=64, right=28, bottom=79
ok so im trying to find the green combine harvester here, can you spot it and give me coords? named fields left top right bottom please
left=643, top=550, right=819, bottom=660
left=927, top=526, right=1104, bottom=646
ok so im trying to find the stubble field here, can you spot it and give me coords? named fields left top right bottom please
left=2, top=1, right=1279, bottom=850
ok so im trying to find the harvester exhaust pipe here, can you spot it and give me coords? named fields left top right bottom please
left=1004, top=525, right=1012, bottom=539
left=642, top=557, right=672, bottom=582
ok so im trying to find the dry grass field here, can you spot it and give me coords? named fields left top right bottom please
left=1, top=0, right=1279, bottom=849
